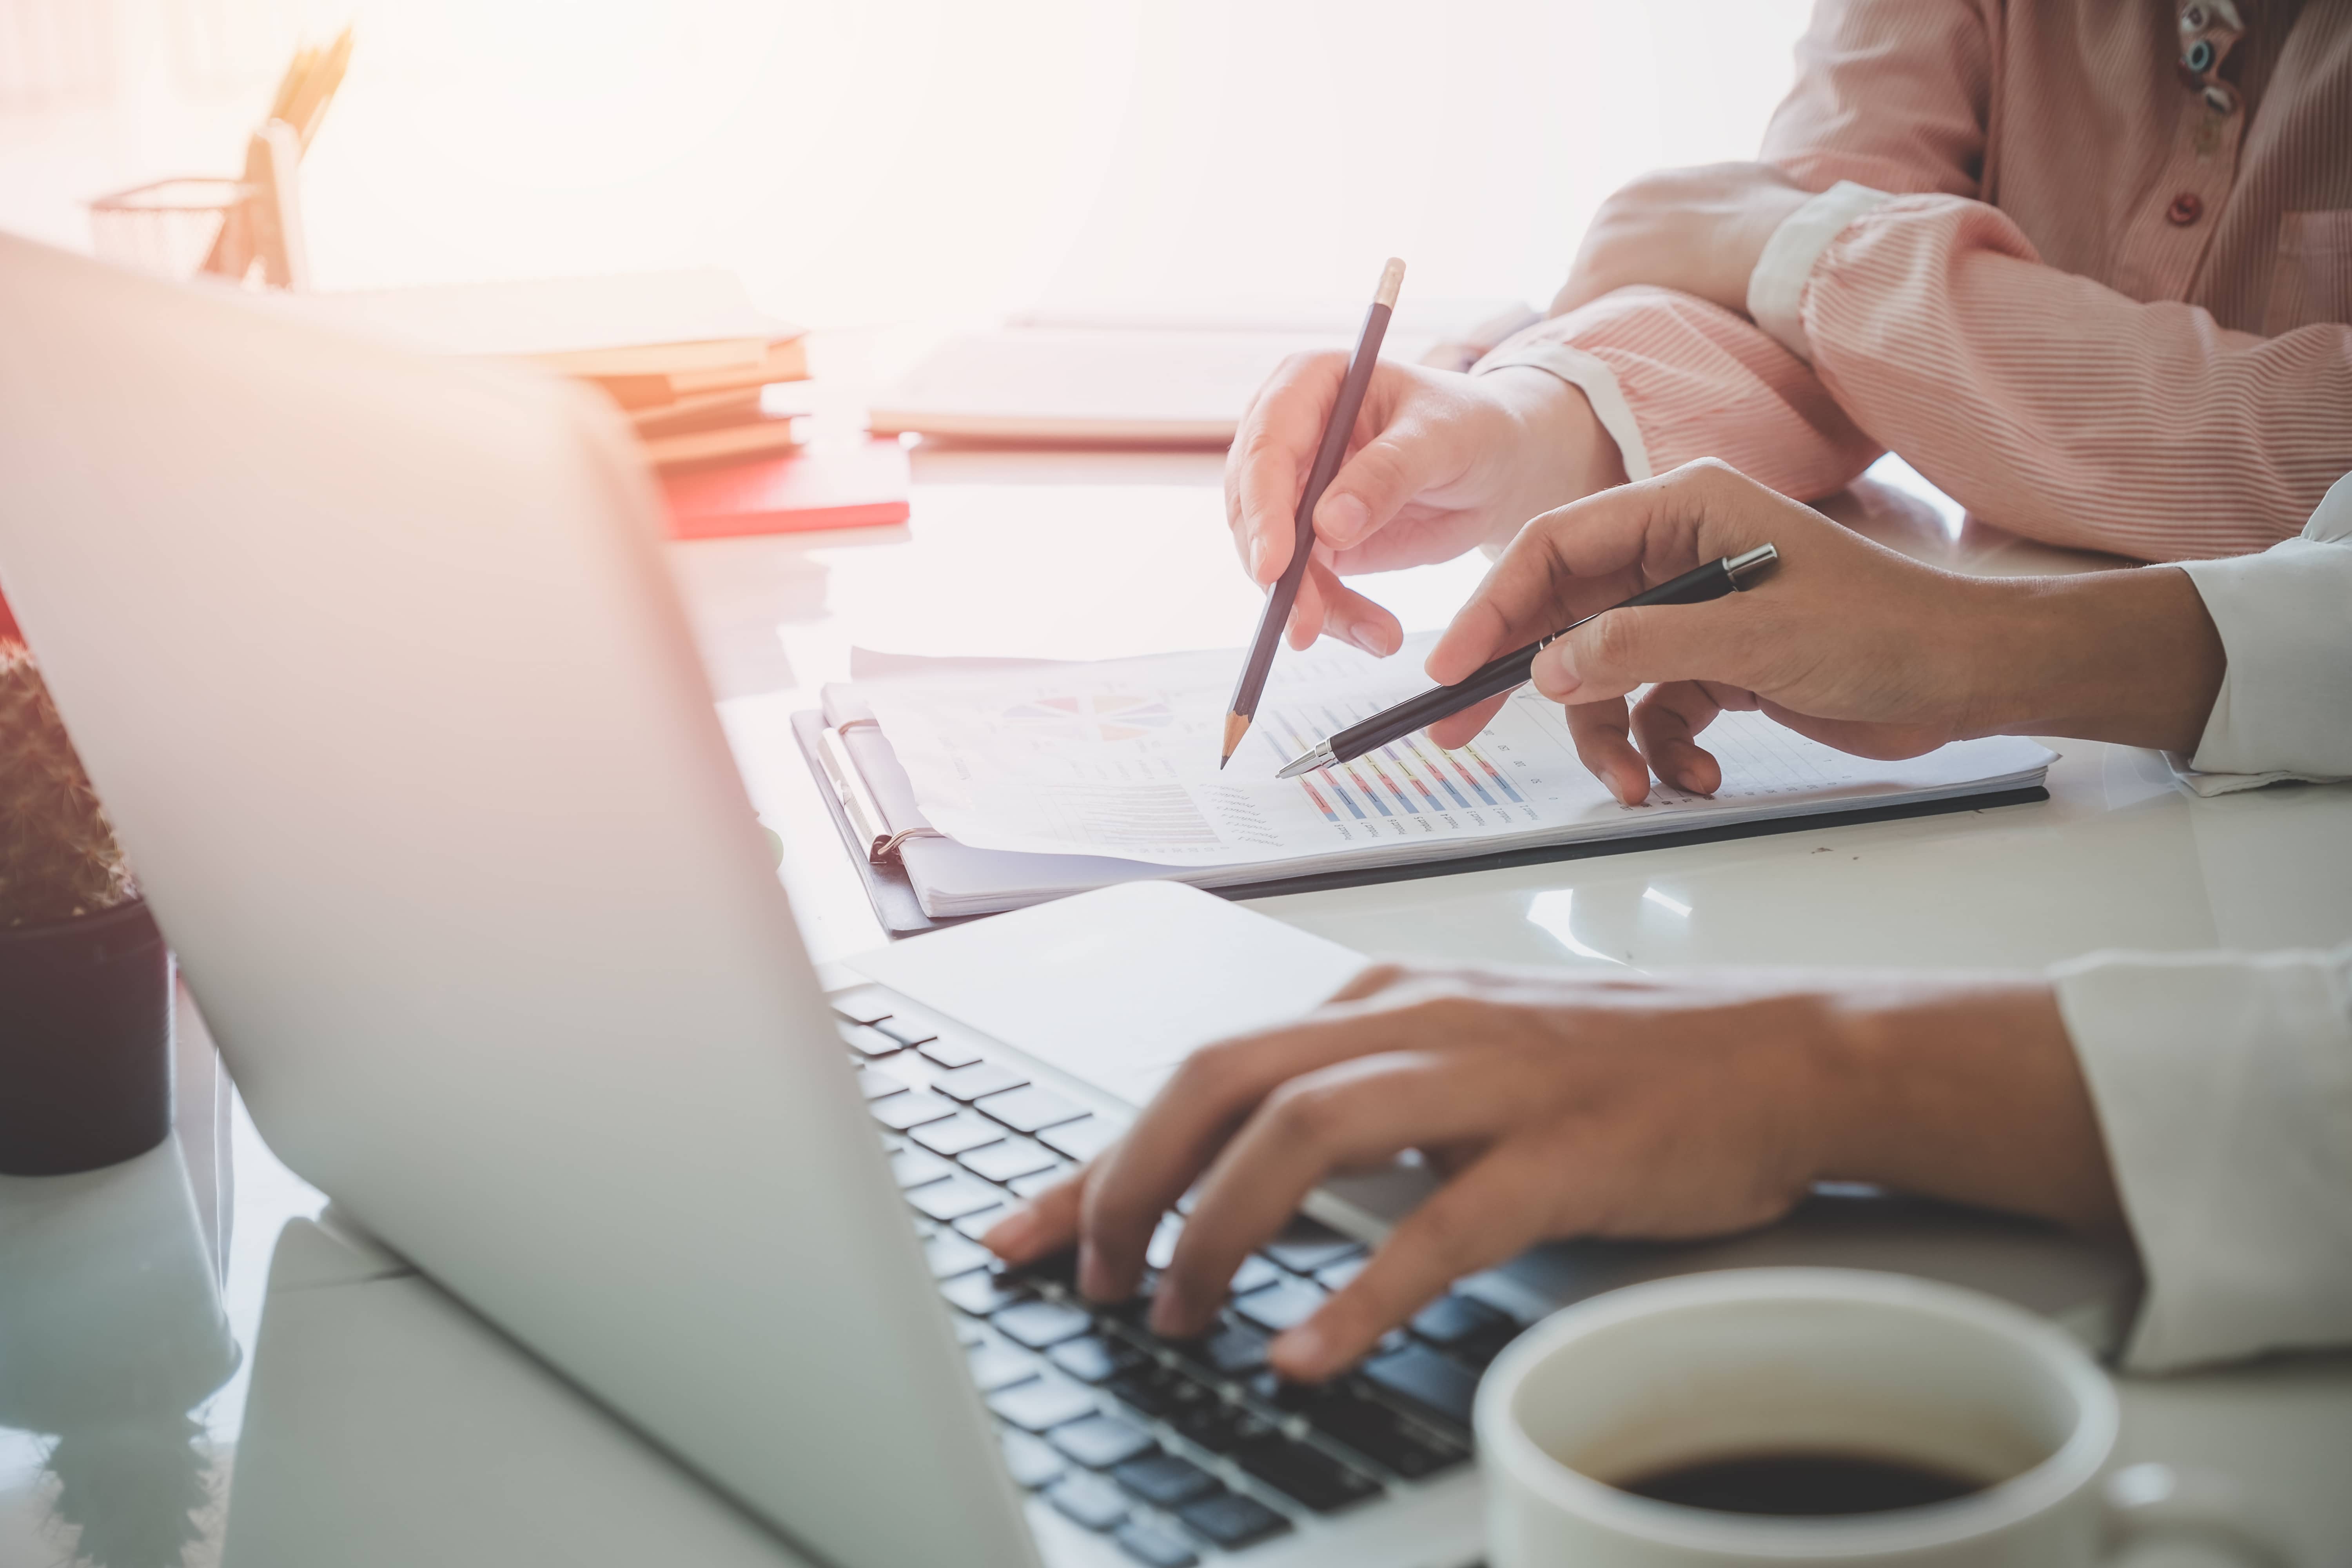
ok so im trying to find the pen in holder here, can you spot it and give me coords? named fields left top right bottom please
left=87, top=118, right=310, bottom=289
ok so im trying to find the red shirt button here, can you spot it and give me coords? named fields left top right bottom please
left=2167, top=192, right=2204, bottom=226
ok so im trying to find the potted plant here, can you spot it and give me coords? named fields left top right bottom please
left=0, top=637, right=172, bottom=1175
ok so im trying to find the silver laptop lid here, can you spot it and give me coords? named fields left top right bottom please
left=0, top=235, right=1036, bottom=1568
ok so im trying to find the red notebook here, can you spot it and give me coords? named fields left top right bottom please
left=661, top=439, right=911, bottom=539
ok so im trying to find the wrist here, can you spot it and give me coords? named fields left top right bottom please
left=1808, top=976, right=2123, bottom=1230
left=1481, top=365, right=1627, bottom=552
left=1964, top=568, right=2225, bottom=751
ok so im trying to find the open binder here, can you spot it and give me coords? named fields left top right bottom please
left=791, top=653, right=2051, bottom=936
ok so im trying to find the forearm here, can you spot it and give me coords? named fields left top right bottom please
left=1798, top=196, right=2352, bottom=558
left=1807, top=976, right=2125, bottom=1231
left=1960, top=566, right=2226, bottom=753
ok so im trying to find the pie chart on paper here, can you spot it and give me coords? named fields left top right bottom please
left=1002, top=694, right=1178, bottom=744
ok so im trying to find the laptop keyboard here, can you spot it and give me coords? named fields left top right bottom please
left=837, top=997, right=1526, bottom=1566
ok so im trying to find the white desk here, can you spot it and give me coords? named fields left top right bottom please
left=4, top=445, right=2347, bottom=1568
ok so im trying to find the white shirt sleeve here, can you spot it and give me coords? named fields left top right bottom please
left=2171, top=471, right=2352, bottom=792
left=1744, top=181, right=1896, bottom=364
left=1472, top=332, right=1655, bottom=484
left=2053, top=944, right=2352, bottom=1372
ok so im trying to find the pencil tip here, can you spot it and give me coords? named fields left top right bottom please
left=1221, top=711, right=1251, bottom=764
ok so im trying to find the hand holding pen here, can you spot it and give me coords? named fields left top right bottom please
left=1352, top=461, right=2090, bottom=806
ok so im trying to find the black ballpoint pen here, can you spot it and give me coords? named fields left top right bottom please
left=1274, top=544, right=1780, bottom=779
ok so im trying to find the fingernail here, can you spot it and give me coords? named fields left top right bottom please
left=1319, top=492, right=1370, bottom=546
left=1533, top=645, right=1581, bottom=699
left=1148, top=1279, right=1193, bottom=1337
left=1078, top=1242, right=1116, bottom=1301
left=984, top=1205, right=1037, bottom=1258
left=1272, top=1322, right=1330, bottom=1379
left=1248, top=536, right=1270, bottom=581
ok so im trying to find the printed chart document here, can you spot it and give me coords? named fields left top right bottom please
left=844, top=635, right=2054, bottom=909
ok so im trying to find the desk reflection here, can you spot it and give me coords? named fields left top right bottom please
left=0, top=1135, right=239, bottom=1568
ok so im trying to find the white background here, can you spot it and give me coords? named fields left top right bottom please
left=0, top=0, right=1817, bottom=324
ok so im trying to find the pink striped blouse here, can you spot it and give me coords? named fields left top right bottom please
left=1482, top=0, right=2352, bottom=562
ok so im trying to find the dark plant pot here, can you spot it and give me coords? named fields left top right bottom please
left=0, top=898, right=172, bottom=1176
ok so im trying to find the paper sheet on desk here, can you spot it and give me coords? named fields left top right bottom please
left=857, top=634, right=2057, bottom=869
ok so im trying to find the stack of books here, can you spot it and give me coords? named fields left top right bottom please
left=297, top=270, right=810, bottom=468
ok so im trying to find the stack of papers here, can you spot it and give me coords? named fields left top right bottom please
left=809, top=636, right=2055, bottom=918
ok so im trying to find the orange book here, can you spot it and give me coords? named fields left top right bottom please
left=661, top=440, right=910, bottom=539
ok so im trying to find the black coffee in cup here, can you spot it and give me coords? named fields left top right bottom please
left=1619, top=1450, right=1987, bottom=1517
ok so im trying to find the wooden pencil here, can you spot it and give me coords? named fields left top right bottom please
left=1219, top=256, right=1403, bottom=768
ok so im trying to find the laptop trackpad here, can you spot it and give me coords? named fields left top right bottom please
left=844, top=880, right=1370, bottom=1108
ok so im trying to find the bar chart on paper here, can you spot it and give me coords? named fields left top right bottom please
left=855, top=635, right=2054, bottom=874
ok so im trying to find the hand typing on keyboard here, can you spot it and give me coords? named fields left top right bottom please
left=981, top=960, right=2119, bottom=1383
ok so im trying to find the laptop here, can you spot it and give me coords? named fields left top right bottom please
left=0, top=235, right=2135, bottom=1568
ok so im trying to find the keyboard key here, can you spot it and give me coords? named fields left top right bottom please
left=909, top=1112, right=1007, bottom=1158
left=940, top=1270, right=1031, bottom=1317
left=1048, top=1412, right=1156, bottom=1470
left=1313, top=1255, right=1368, bottom=1292
left=871, top=1090, right=957, bottom=1131
left=918, top=1036, right=985, bottom=1070
left=1011, top=1248, right=1081, bottom=1292
left=1270, top=1380, right=1470, bottom=1479
left=1230, top=1255, right=1283, bottom=1296
left=967, top=1342, right=1039, bottom=1393
left=1049, top=1334, right=1143, bottom=1385
left=951, top=1208, right=1010, bottom=1241
left=1407, top=1291, right=1508, bottom=1346
left=1112, top=1451, right=1221, bottom=1508
left=873, top=1018, right=938, bottom=1048
left=1362, top=1344, right=1479, bottom=1428
left=933, top=1060, right=1027, bottom=1102
left=960, top=1139, right=1058, bottom=1184
left=856, top=1065, right=908, bottom=1100
left=992, top=1298, right=1095, bottom=1350
left=987, top=1376, right=1098, bottom=1433
left=924, top=1232, right=993, bottom=1279
left=1001, top=1428, right=1065, bottom=1490
left=910, top=1174, right=1009, bottom=1223
left=1199, top=1321, right=1270, bottom=1377
left=1262, top=1218, right=1363, bottom=1277
left=954, top=1318, right=984, bottom=1347
left=841, top=1024, right=906, bottom=1059
left=1231, top=1277, right=1327, bottom=1336
left=1145, top=1214, right=1184, bottom=1270
left=1167, top=1397, right=1274, bottom=1457
left=1039, top=1116, right=1119, bottom=1162
left=1410, top=1293, right=1517, bottom=1362
left=977, top=1085, right=1090, bottom=1135
left=1176, top=1491, right=1289, bottom=1550
left=1008, top=1167, right=1071, bottom=1200
left=891, top=1146, right=955, bottom=1189
left=831, top=998, right=892, bottom=1027
left=1045, top=1472, right=1128, bottom=1533
left=1231, top=1434, right=1382, bottom=1512
left=1105, top=1365, right=1188, bottom=1420
left=1112, top=1518, right=1199, bottom=1568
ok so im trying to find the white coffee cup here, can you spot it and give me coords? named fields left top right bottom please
left=1475, top=1268, right=2278, bottom=1566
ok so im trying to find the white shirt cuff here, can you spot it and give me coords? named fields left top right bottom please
left=1745, top=180, right=1895, bottom=363
left=2174, top=471, right=2352, bottom=786
left=2053, top=945, right=2352, bottom=1372
left=1472, top=335, right=1653, bottom=484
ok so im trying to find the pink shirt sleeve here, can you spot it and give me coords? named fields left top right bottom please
left=1800, top=195, right=2352, bottom=560
left=1477, top=286, right=1880, bottom=503
left=1475, top=0, right=1989, bottom=508
left=1759, top=0, right=1993, bottom=198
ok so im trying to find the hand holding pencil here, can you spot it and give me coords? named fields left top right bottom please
left=1220, top=258, right=1405, bottom=767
